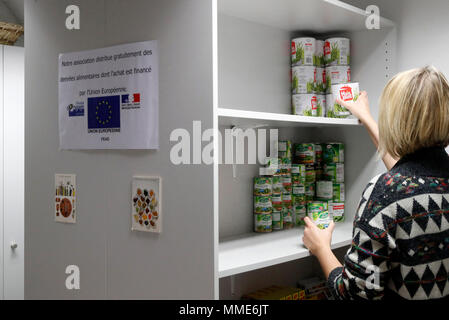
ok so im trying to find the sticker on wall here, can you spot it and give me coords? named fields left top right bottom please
left=131, top=176, right=162, bottom=233
left=55, top=174, right=76, bottom=224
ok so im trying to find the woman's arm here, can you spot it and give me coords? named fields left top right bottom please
left=302, top=217, right=342, bottom=278
left=336, top=91, right=398, bottom=170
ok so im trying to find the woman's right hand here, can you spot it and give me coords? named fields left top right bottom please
left=336, top=91, right=373, bottom=124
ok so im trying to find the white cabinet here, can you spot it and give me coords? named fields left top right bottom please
left=213, top=0, right=397, bottom=298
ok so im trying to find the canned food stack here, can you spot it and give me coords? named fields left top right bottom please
left=293, top=142, right=345, bottom=228
left=321, top=142, right=345, bottom=223
left=291, top=37, right=325, bottom=117
left=291, top=36, right=359, bottom=119
left=254, top=140, right=296, bottom=233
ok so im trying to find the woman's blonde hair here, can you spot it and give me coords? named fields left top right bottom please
left=378, top=66, right=449, bottom=159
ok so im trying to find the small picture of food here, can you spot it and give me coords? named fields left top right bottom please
left=131, top=176, right=161, bottom=233
left=55, top=174, right=76, bottom=224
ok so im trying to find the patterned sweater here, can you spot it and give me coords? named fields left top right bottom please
left=328, top=146, right=449, bottom=300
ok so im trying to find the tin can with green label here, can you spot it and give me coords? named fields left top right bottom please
left=323, top=143, right=344, bottom=163
left=271, top=194, right=283, bottom=212
left=278, top=141, right=292, bottom=159
left=305, top=182, right=315, bottom=201
left=314, top=143, right=323, bottom=162
left=282, top=174, right=292, bottom=193
left=314, top=162, right=324, bottom=180
left=333, top=183, right=345, bottom=202
left=294, top=143, right=315, bottom=164
left=272, top=210, right=283, bottom=230
left=316, top=180, right=333, bottom=200
left=282, top=207, right=294, bottom=230
left=305, top=164, right=316, bottom=183
left=254, top=213, right=273, bottom=233
left=330, top=202, right=345, bottom=222
left=291, top=164, right=306, bottom=185
left=254, top=177, right=273, bottom=196
left=279, top=157, right=292, bottom=174
left=324, top=163, right=344, bottom=183
left=295, top=204, right=307, bottom=226
left=307, top=201, right=331, bottom=229
left=282, top=192, right=292, bottom=207
left=254, top=196, right=273, bottom=214
left=272, top=175, right=283, bottom=195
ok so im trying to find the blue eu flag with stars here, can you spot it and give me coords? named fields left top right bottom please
left=87, top=95, right=121, bottom=129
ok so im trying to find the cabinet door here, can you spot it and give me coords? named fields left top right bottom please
left=3, top=45, right=24, bottom=300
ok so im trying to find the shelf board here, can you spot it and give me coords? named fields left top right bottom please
left=218, top=0, right=395, bottom=32
left=219, top=222, right=353, bottom=278
left=218, top=108, right=360, bottom=128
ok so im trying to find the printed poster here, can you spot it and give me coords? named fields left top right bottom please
left=55, top=174, right=76, bottom=224
left=131, top=176, right=162, bottom=233
left=58, top=40, right=159, bottom=149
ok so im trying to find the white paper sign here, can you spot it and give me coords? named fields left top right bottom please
left=58, top=40, right=158, bottom=149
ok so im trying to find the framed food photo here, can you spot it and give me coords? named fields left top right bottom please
left=55, top=174, right=76, bottom=224
left=131, top=176, right=162, bottom=233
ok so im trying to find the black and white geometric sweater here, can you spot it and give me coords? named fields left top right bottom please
left=328, top=146, right=449, bottom=300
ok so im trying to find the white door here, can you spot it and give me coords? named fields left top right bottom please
left=1, top=45, right=24, bottom=300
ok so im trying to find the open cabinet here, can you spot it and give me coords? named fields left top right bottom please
left=213, top=0, right=397, bottom=299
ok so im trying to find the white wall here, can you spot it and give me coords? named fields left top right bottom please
left=25, top=0, right=214, bottom=299
left=3, top=45, right=24, bottom=299
left=345, top=0, right=449, bottom=73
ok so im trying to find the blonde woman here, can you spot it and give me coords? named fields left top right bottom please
left=303, top=66, right=449, bottom=300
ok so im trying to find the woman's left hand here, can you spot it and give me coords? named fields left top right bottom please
left=302, top=217, right=335, bottom=256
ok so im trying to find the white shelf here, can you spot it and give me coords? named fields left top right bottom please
left=218, top=107, right=360, bottom=128
left=218, top=0, right=395, bottom=32
left=218, top=222, right=353, bottom=278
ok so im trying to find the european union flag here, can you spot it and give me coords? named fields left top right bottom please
left=87, top=95, right=120, bottom=129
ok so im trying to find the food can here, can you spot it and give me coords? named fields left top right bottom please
left=333, top=183, right=345, bottom=202
left=314, top=162, right=324, bottom=180
left=295, top=204, right=307, bottom=226
left=293, top=194, right=306, bottom=206
left=278, top=141, right=292, bottom=159
left=272, top=210, right=283, bottom=230
left=272, top=176, right=283, bottom=195
left=307, top=202, right=331, bottom=229
left=314, top=143, right=323, bottom=162
left=271, top=193, right=283, bottom=211
left=254, top=213, right=273, bottom=233
left=254, top=177, right=273, bottom=196
left=330, top=82, right=360, bottom=118
left=294, top=143, right=316, bottom=164
left=323, top=143, right=345, bottom=164
left=279, top=156, right=292, bottom=174
left=305, top=182, right=315, bottom=201
left=314, top=40, right=325, bottom=67
left=291, top=164, right=306, bottom=184
left=316, top=180, right=333, bottom=200
left=292, top=94, right=318, bottom=117
left=326, top=66, right=351, bottom=94
left=329, top=202, right=345, bottom=222
left=316, top=94, right=325, bottom=117
left=282, top=192, right=292, bottom=206
left=326, top=93, right=335, bottom=118
left=282, top=175, right=292, bottom=193
left=292, top=66, right=316, bottom=94
left=305, top=164, right=316, bottom=183
left=292, top=184, right=305, bottom=196
left=282, top=207, right=294, bottom=229
left=314, top=67, right=326, bottom=94
left=291, top=37, right=315, bottom=66
left=324, top=37, right=350, bottom=66
left=254, top=196, right=273, bottom=214
left=323, top=163, right=344, bottom=182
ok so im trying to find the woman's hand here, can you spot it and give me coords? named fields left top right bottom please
left=302, top=217, right=335, bottom=256
left=336, top=90, right=373, bottom=124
